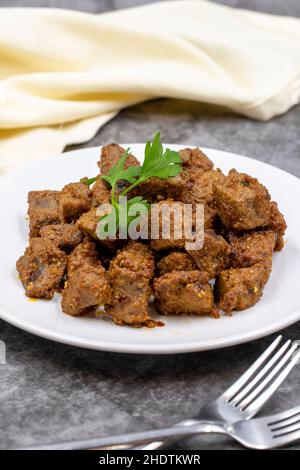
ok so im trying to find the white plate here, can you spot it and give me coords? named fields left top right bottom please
left=0, top=145, right=299, bottom=354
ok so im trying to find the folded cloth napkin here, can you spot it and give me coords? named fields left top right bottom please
left=0, top=0, right=300, bottom=173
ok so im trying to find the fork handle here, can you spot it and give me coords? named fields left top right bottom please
left=133, top=419, right=200, bottom=451
left=19, top=421, right=226, bottom=450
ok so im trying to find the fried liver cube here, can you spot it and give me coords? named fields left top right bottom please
left=98, top=144, right=140, bottom=176
left=76, top=207, right=120, bottom=252
left=180, top=170, right=225, bottom=232
left=203, top=204, right=218, bottom=229
left=61, top=260, right=112, bottom=317
left=135, top=172, right=189, bottom=203
left=154, top=271, right=215, bottom=316
left=215, top=263, right=271, bottom=313
left=229, top=230, right=275, bottom=269
left=58, top=182, right=91, bottom=222
left=76, top=207, right=98, bottom=238
left=28, top=190, right=60, bottom=237
left=188, top=230, right=231, bottom=278
left=16, top=237, right=67, bottom=299
left=182, top=169, right=225, bottom=206
left=150, top=200, right=191, bottom=251
left=107, top=243, right=155, bottom=326
left=264, top=201, right=287, bottom=251
left=213, top=169, right=271, bottom=230
left=179, top=147, right=213, bottom=182
left=66, top=238, right=99, bottom=277
left=40, top=224, right=83, bottom=252
left=157, top=252, right=196, bottom=276
left=91, top=179, right=110, bottom=207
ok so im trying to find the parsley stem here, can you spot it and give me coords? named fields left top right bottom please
left=120, top=177, right=144, bottom=197
left=111, top=186, right=117, bottom=206
left=81, top=176, right=100, bottom=186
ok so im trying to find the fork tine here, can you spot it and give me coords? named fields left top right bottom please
left=268, top=404, right=300, bottom=426
left=223, top=335, right=283, bottom=400
left=270, top=428, right=300, bottom=448
left=271, top=416, right=300, bottom=432
left=229, top=339, right=292, bottom=405
left=241, top=349, right=300, bottom=416
left=238, top=343, right=299, bottom=409
left=273, top=422, right=300, bottom=437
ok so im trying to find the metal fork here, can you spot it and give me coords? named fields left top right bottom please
left=21, top=403, right=300, bottom=451
left=35, top=404, right=300, bottom=450
left=135, top=334, right=300, bottom=450
left=226, top=404, right=300, bottom=449
left=21, top=335, right=300, bottom=450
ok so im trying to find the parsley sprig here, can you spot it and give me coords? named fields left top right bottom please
left=83, top=133, right=182, bottom=237
left=120, top=133, right=182, bottom=196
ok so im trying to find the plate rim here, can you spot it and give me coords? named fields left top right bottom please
left=0, top=303, right=300, bottom=354
left=1, top=144, right=299, bottom=355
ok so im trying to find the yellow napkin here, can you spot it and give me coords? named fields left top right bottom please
left=1, top=0, right=300, bottom=173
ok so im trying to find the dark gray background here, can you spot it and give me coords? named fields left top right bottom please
left=0, top=0, right=299, bottom=450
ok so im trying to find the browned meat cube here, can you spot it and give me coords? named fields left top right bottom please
left=67, top=238, right=99, bottom=277
left=213, top=169, right=271, bottom=230
left=76, top=207, right=120, bottom=251
left=215, top=263, right=271, bottom=313
left=150, top=200, right=192, bottom=251
left=76, top=207, right=98, bottom=239
left=229, top=230, right=275, bottom=269
left=182, top=169, right=225, bottom=206
left=98, top=144, right=140, bottom=176
left=58, top=182, right=91, bottom=222
left=264, top=201, right=287, bottom=251
left=179, top=148, right=213, bottom=182
left=157, top=252, right=196, bottom=276
left=61, top=261, right=112, bottom=316
left=180, top=170, right=225, bottom=232
left=91, top=179, right=110, bottom=207
left=28, top=190, right=60, bottom=237
left=108, top=272, right=153, bottom=326
left=16, top=238, right=67, bottom=299
left=63, top=237, right=111, bottom=316
left=107, top=243, right=155, bottom=326
left=204, top=204, right=218, bottom=229
left=134, top=172, right=189, bottom=203
left=40, top=224, right=83, bottom=252
left=154, top=271, right=215, bottom=316
left=188, top=230, right=230, bottom=278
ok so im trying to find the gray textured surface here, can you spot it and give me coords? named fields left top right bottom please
left=1, top=0, right=300, bottom=16
left=0, top=0, right=300, bottom=451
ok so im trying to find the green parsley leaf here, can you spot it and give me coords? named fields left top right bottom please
left=103, top=149, right=141, bottom=189
left=139, top=133, right=182, bottom=181
left=82, top=149, right=141, bottom=188
left=83, top=133, right=182, bottom=239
